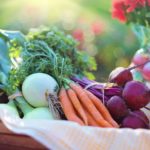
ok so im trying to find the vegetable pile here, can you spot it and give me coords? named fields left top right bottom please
left=0, top=27, right=149, bottom=129
left=72, top=64, right=150, bottom=129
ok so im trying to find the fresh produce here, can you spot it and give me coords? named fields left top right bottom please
left=59, top=87, right=84, bottom=125
left=59, top=80, right=119, bottom=128
left=23, top=107, right=54, bottom=120
left=13, top=95, right=56, bottom=120
left=109, top=67, right=133, bottom=86
left=121, top=110, right=149, bottom=129
left=69, top=83, right=114, bottom=127
left=107, top=96, right=129, bottom=121
left=0, top=27, right=96, bottom=121
left=27, top=27, right=97, bottom=79
left=0, top=30, right=35, bottom=119
left=132, top=50, right=150, bottom=85
left=22, top=73, right=59, bottom=107
left=71, top=72, right=149, bottom=129
left=132, top=50, right=149, bottom=70
left=71, top=76, right=123, bottom=104
left=84, top=109, right=100, bottom=127
left=142, top=62, right=150, bottom=80
left=67, top=88, right=88, bottom=125
left=9, top=28, right=96, bottom=90
left=0, top=28, right=149, bottom=130
left=108, top=61, right=150, bottom=86
left=86, top=90, right=119, bottom=127
left=123, top=81, right=150, bottom=110
left=132, top=49, right=150, bottom=82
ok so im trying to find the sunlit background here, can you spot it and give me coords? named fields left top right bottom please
left=0, top=0, right=139, bottom=81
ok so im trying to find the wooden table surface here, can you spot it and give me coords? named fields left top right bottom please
left=0, top=122, right=48, bottom=150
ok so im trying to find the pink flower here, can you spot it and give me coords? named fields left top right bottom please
left=112, top=1, right=127, bottom=22
left=125, top=0, right=146, bottom=12
left=91, top=21, right=103, bottom=35
left=147, top=0, right=150, bottom=6
left=72, top=29, right=84, bottom=42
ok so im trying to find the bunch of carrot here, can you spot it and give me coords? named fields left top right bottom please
left=59, top=82, right=119, bottom=128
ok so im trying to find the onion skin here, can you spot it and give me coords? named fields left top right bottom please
left=22, top=73, right=59, bottom=107
left=23, top=107, right=54, bottom=120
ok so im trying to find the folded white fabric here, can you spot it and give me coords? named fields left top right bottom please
left=0, top=107, right=150, bottom=150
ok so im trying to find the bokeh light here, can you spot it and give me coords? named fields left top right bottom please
left=0, top=0, right=139, bottom=81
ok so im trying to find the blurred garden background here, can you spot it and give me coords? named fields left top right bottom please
left=0, top=0, right=140, bottom=81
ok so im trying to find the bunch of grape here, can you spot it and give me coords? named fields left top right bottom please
left=107, top=66, right=150, bottom=129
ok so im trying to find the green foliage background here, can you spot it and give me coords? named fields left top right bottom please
left=0, top=0, right=140, bottom=81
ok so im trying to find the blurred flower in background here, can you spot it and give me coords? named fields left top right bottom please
left=112, top=0, right=150, bottom=25
left=0, top=0, right=139, bottom=81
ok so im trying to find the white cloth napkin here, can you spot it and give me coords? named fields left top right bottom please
left=0, top=107, right=150, bottom=150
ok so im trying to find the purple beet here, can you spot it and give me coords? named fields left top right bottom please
left=123, top=81, right=150, bottom=110
left=109, top=67, right=133, bottom=86
left=109, top=61, right=150, bottom=86
left=107, top=96, right=129, bottom=121
left=121, top=110, right=149, bottom=129
left=71, top=76, right=123, bottom=104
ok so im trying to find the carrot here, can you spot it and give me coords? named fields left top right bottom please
left=70, top=83, right=113, bottom=128
left=59, top=87, right=84, bottom=125
left=67, top=88, right=88, bottom=125
left=86, top=90, right=119, bottom=128
left=84, top=109, right=100, bottom=127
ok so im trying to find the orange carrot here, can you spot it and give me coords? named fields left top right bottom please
left=59, top=87, right=84, bottom=125
left=84, top=109, right=100, bottom=127
left=70, top=83, right=113, bottom=128
left=67, top=88, right=88, bottom=125
left=86, top=90, right=119, bottom=128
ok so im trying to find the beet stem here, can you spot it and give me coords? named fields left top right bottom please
left=128, top=60, right=150, bottom=71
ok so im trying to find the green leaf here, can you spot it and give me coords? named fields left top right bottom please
left=0, top=30, right=26, bottom=75
left=0, top=38, right=10, bottom=75
left=0, top=71, right=7, bottom=85
left=0, top=29, right=25, bottom=45
left=132, top=24, right=150, bottom=49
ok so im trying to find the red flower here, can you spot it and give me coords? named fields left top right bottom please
left=112, top=1, right=127, bottom=22
left=125, top=0, right=146, bottom=12
left=147, top=0, right=150, bottom=6
left=72, top=29, right=84, bottom=42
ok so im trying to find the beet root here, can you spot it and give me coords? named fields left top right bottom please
left=123, top=81, right=150, bottom=110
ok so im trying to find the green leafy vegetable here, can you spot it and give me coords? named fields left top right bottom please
left=8, top=27, right=97, bottom=92
left=27, top=27, right=97, bottom=75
